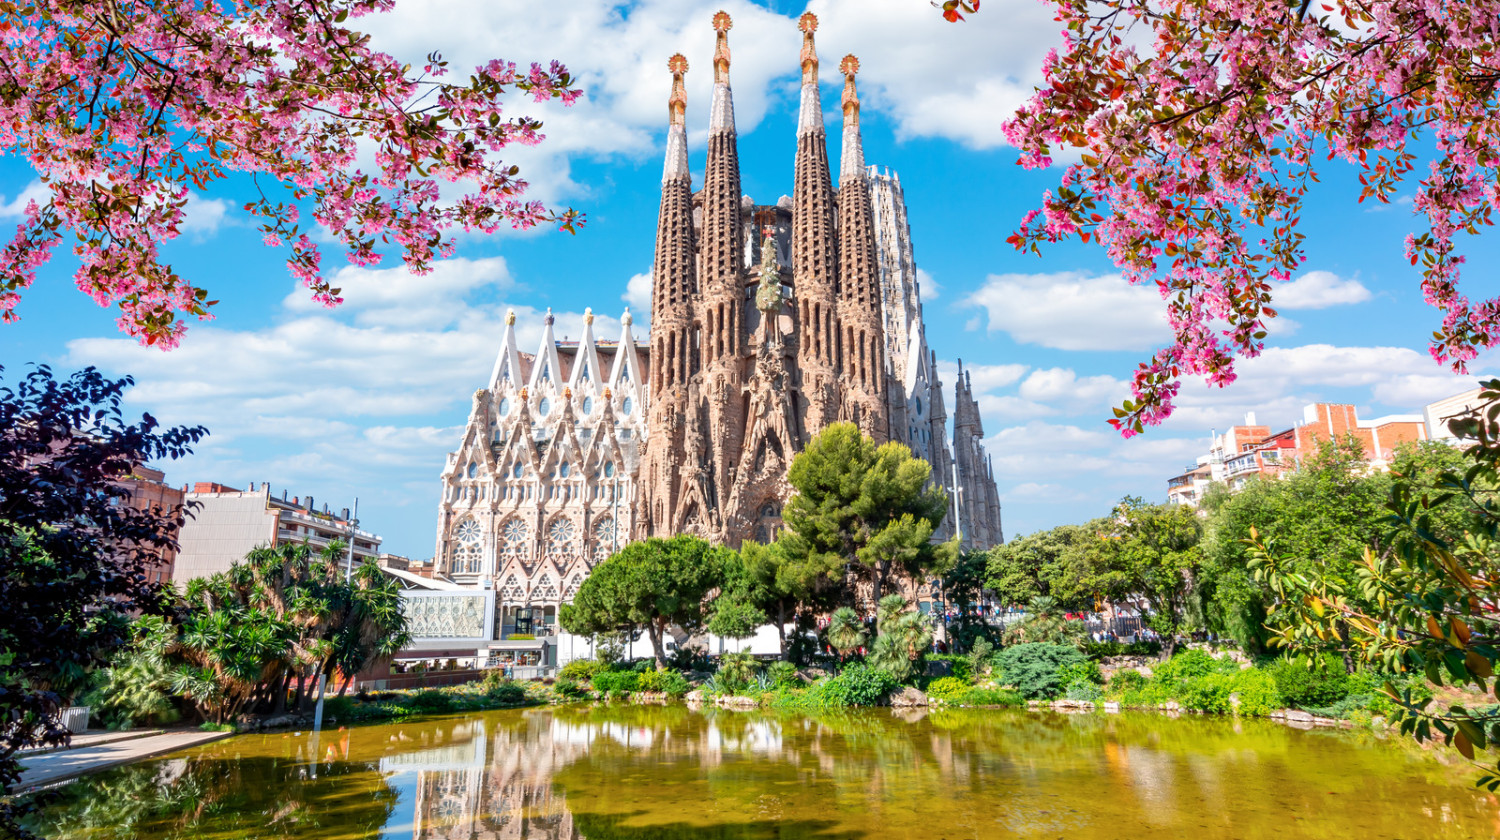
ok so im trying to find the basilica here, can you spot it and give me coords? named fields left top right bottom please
left=430, top=12, right=1003, bottom=638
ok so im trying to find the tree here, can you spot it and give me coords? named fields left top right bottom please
left=780, top=423, right=956, bottom=606
left=1091, top=499, right=1204, bottom=658
left=560, top=535, right=729, bottom=669
left=824, top=607, right=868, bottom=665
left=938, top=549, right=999, bottom=652
left=0, top=363, right=204, bottom=837
left=985, top=522, right=1102, bottom=612
left=948, top=1, right=1500, bottom=433
left=0, top=0, right=581, bottom=347
left=868, top=595, right=934, bottom=684
left=1249, top=380, right=1500, bottom=787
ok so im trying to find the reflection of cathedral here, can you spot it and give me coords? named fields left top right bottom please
left=431, top=12, right=1003, bottom=633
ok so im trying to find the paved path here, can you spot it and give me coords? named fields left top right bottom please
left=17, top=730, right=234, bottom=789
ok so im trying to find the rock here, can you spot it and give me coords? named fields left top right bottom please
left=889, top=687, right=929, bottom=707
left=1283, top=709, right=1315, bottom=723
left=684, top=690, right=706, bottom=704
left=1103, top=702, right=1121, bottom=713
left=716, top=695, right=759, bottom=709
left=1163, top=701, right=1181, bottom=712
left=1228, top=693, right=1242, bottom=712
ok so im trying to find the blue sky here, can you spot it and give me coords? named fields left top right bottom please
left=3, top=0, right=1495, bottom=558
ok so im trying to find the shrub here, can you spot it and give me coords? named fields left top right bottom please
left=1065, top=681, right=1103, bottom=702
left=926, top=654, right=973, bottom=683
left=961, top=687, right=1024, bottom=707
left=823, top=663, right=898, bottom=706
left=1107, top=669, right=1147, bottom=695
left=1268, top=655, right=1352, bottom=708
left=766, top=661, right=802, bottom=690
left=407, top=690, right=457, bottom=714
left=1152, top=650, right=1238, bottom=687
left=559, top=659, right=608, bottom=684
left=1227, top=669, right=1281, bottom=716
left=717, top=651, right=760, bottom=691
left=996, top=643, right=1088, bottom=700
left=1058, top=660, right=1103, bottom=690
left=1179, top=672, right=1236, bottom=713
left=322, top=696, right=355, bottom=721
left=926, top=676, right=971, bottom=702
left=484, top=680, right=527, bottom=705
left=591, top=671, right=640, bottom=696
left=1083, top=640, right=1162, bottom=658
left=553, top=678, right=591, bottom=701
left=635, top=668, right=691, bottom=697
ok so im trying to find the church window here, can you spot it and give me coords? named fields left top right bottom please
left=559, top=462, right=571, bottom=478
left=603, top=461, right=616, bottom=478
left=466, top=462, right=478, bottom=479
left=545, top=517, right=577, bottom=558
left=512, top=462, right=523, bottom=478
left=451, top=519, right=482, bottom=575
left=592, top=517, right=616, bottom=561
left=498, top=518, right=530, bottom=561
left=622, top=397, right=633, bottom=416
left=582, top=396, right=593, bottom=415
left=915, top=397, right=923, bottom=416
left=499, top=396, right=511, bottom=416
left=539, top=397, right=551, bottom=417
left=541, top=362, right=550, bottom=381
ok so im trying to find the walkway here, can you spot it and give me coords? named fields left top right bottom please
left=17, top=729, right=234, bottom=789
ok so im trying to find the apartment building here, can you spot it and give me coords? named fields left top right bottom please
left=173, top=482, right=381, bottom=583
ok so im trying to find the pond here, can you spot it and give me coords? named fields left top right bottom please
left=24, top=704, right=1497, bottom=839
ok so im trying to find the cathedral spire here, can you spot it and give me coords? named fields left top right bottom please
left=664, top=53, right=689, bottom=182
left=797, top=12, right=822, bottom=136
left=709, top=10, right=735, bottom=134
left=792, top=12, right=840, bottom=434
left=839, top=55, right=865, bottom=185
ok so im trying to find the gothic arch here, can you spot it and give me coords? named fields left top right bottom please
left=544, top=515, right=579, bottom=560
left=497, top=516, right=530, bottom=564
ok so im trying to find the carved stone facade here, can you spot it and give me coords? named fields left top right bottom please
left=433, top=13, right=1003, bottom=626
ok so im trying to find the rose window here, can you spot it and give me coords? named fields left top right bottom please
left=592, top=517, right=617, bottom=561
left=498, top=518, right=530, bottom=561
left=545, top=517, right=577, bottom=558
left=452, top=519, right=482, bottom=574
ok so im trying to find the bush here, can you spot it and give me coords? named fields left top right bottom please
left=591, top=671, right=640, bottom=696
left=635, top=668, right=692, bottom=697
left=1152, top=650, right=1238, bottom=687
left=1065, top=681, right=1103, bottom=702
left=553, top=678, right=591, bottom=700
left=1057, top=660, right=1103, bottom=690
left=961, top=687, right=1024, bottom=707
left=1107, top=669, right=1147, bottom=695
left=484, top=680, right=527, bottom=705
left=407, top=690, right=457, bottom=714
left=717, top=651, right=759, bottom=691
left=559, top=658, right=608, bottom=684
left=322, top=696, right=355, bottom=721
left=1227, top=669, right=1281, bottom=716
left=823, top=663, right=898, bottom=706
left=926, top=654, right=973, bottom=683
left=996, top=643, right=1089, bottom=700
left=926, top=676, right=971, bottom=702
left=1268, top=655, right=1352, bottom=708
left=766, top=661, right=802, bottom=690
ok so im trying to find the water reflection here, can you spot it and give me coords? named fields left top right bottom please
left=28, top=706, right=1500, bottom=839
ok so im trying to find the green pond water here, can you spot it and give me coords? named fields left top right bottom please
left=24, top=704, right=1499, bottom=839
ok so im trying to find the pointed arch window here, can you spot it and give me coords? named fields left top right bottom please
left=466, top=462, right=479, bottom=479
left=539, top=397, right=551, bottom=417
left=451, top=518, right=482, bottom=575
left=498, top=517, right=530, bottom=561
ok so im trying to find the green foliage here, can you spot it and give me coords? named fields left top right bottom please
left=506, top=634, right=535, bottom=640
left=966, top=637, right=995, bottom=679
left=1268, top=655, right=1353, bottom=708
left=926, top=676, right=971, bottom=702
left=561, top=534, right=731, bottom=667
left=1107, top=669, right=1147, bottom=694
left=591, top=671, right=640, bottom=697
left=553, top=678, right=591, bottom=701
left=716, top=651, right=759, bottom=692
left=635, top=668, right=691, bottom=697
left=868, top=595, right=932, bottom=684
left=780, top=423, right=957, bottom=605
left=926, top=654, right=973, bottom=683
left=824, top=606, right=867, bottom=661
left=83, top=617, right=180, bottom=730
left=959, top=687, right=1025, bottom=707
left=995, top=643, right=1088, bottom=700
left=1002, top=596, right=1088, bottom=647
left=1083, top=640, right=1162, bottom=658
left=766, top=661, right=802, bottom=690
left=1152, top=650, right=1239, bottom=687
left=822, top=663, right=898, bottom=707
left=1057, top=660, right=1103, bottom=689
left=559, top=658, right=607, bottom=684
left=406, top=690, right=457, bottom=715
left=985, top=523, right=1101, bottom=611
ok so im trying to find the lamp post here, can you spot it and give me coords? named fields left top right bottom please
left=344, top=497, right=359, bottom=582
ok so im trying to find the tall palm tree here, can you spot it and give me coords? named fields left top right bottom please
left=870, top=595, right=933, bottom=683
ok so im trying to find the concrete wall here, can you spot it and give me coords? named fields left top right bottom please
left=173, top=490, right=278, bottom=583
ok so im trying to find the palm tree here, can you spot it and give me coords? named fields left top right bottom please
left=825, top=607, right=868, bottom=666
left=870, top=595, right=933, bottom=683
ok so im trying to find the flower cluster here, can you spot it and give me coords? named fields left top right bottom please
left=0, top=0, right=581, bottom=347
left=990, top=0, right=1500, bottom=434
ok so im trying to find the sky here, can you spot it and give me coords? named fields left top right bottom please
left=3, top=0, right=1496, bottom=559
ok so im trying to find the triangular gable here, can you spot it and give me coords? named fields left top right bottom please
left=527, top=309, right=563, bottom=393
left=607, top=309, right=645, bottom=406
left=569, top=308, right=604, bottom=397
left=490, top=309, right=524, bottom=389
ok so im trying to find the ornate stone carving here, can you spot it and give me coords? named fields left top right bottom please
left=403, top=595, right=487, bottom=639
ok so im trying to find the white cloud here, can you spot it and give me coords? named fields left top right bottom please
left=181, top=193, right=231, bottom=240
left=623, top=271, right=652, bottom=325
left=916, top=267, right=940, bottom=302
left=1273, top=270, right=1372, bottom=310
left=964, top=271, right=1169, bottom=352
left=1017, top=367, right=1126, bottom=409
left=283, top=256, right=515, bottom=329
left=0, top=180, right=48, bottom=217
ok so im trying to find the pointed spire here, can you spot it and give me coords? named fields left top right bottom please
left=489, top=307, right=523, bottom=388
left=839, top=55, right=865, bottom=185
left=797, top=13, right=822, bottom=136
left=664, top=53, right=689, bottom=182
left=709, top=13, right=736, bottom=135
